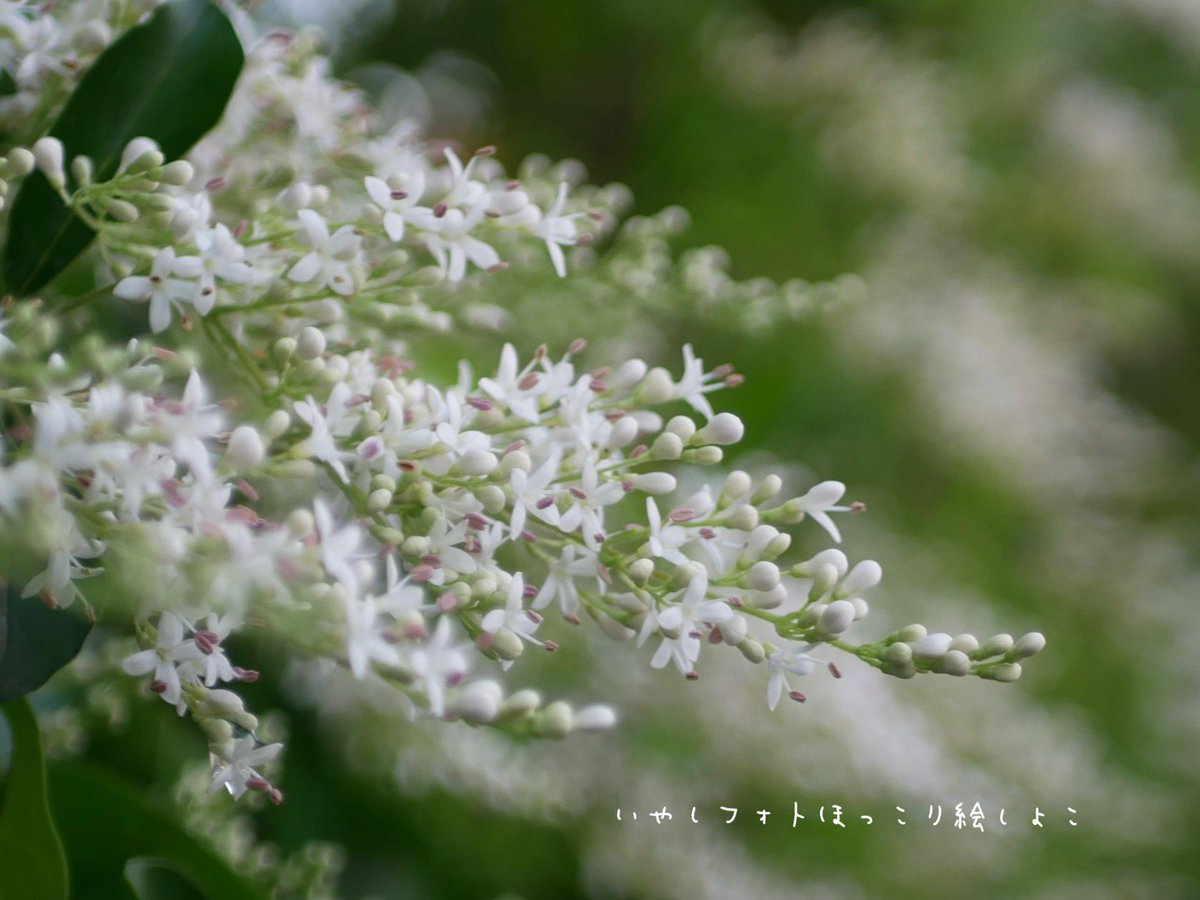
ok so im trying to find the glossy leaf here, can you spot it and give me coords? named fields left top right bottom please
left=0, top=583, right=92, bottom=703
left=49, top=764, right=266, bottom=900
left=1, top=0, right=244, bottom=297
left=0, top=698, right=69, bottom=900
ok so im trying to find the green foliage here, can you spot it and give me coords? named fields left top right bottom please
left=0, top=697, right=69, bottom=900
left=1, top=0, right=243, bottom=297
left=0, top=583, right=91, bottom=703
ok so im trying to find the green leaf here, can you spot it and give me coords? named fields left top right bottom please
left=49, top=764, right=266, bottom=900
left=0, top=583, right=92, bottom=703
left=0, top=698, right=69, bottom=900
left=1, top=0, right=244, bottom=297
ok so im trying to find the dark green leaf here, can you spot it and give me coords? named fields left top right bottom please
left=49, top=764, right=266, bottom=900
left=125, top=858, right=208, bottom=900
left=0, top=698, right=69, bottom=900
left=1, top=0, right=244, bottom=297
left=0, top=582, right=92, bottom=703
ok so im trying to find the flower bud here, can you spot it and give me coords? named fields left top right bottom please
left=5, top=147, right=35, bottom=177
left=838, top=560, right=882, bottom=596
left=367, top=489, right=393, bottom=513
left=606, top=416, right=639, bottom=449
left=459, top=447, right=498, bottom=476
left=478, top=484, right=506, bottom=514
left=738, top=637, right=766, bottom=663
left=70, top=155, right=93, bottom=186
left=751, top=474, right=783, bottom=504
left=1011, top=632, right=1046, bottom=659
left=536, top=701, right=573, bottom=738
left=297, top=326, right=326, bottom=360
left=949, top=634, right=979, bottom=654
left=119, top=137, right=160, bottom=172
left=448, top=680, right=502, bottom=723
left=694, top=412, right=743, bottom=445
left=286, top=508, right=314, bottom=538
left=158, top=160, right=194, bottom=185
left=975, top=633, right=1014, bottom=659
left=718, top=614, right=748, bottom=645
left=726, top=504, right=759, bottom=531
left=491, top=628, right=525, bottom=661
left=938, top=649, right=972, bottom=676
left=881, top=642, right=912, bottom=666
left=650, top=432, right=683, bottom=460
left=500, top=689, right=541, bottom=719
left=720, top=470, right=752, bottom=504
left=628, top=472, right=676, bottom=495
left=746, top=584, right=787, bottom=609
left=640, top=367, right=675, bottom=404
left=610, top=358, right=647, bottom=390
left=628, top=557, right=654, bottom=584
left=744, top=561, right=780, bottom=592
left=224, top=425, right=265, bottom=469
left=32, top=137, right=65, bottom=189
left=264, top=409, right=291, bottom=439
left=664, top=415, right=696, bottom=441
left=574, top=704, right=618, bottom=731
left=683, top=446, right=723, bottom=465
left=911, top=632, right=952, bottom=659
left=819, top=600, right=855, bottom=636
left=984, top=662, right=1022, bottom=682
left=894, top=623, right=927, bottom=643
left=763, top=532, right=791, bottom=559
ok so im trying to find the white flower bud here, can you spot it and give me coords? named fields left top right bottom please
left=1012, top=632, right=1046, bottom=659
left=745, top=561, right=780, bottom=592
left=606, top=415, right=639, bottom=449
left=224, top=425, right=265, bottom=469
left=747, top=583, right=787, bottom=609
left=70, top=155, right=93, bottom=186
left=650, top=432, right=683, bottom=460
left=718, top=614, right=748, bottom=645
left=695, top=412, right=744, bottom=445
left=106, top=199, right=139, bottom=223
left=537, top=701, right=573, bottom=738
left=278, top=182, right=313, bottom=212
left=685, top=446, right=723, bottom=465
left=810, top=562, right=840, bottom=600
left=264, top=409, right=291, bottom=439
left=976, top=633, right=1014, bottom=658
left=850, top=597, right=869, bottom=619
left=78, top=20, right=112, bottom=53
left=739, top=637, right=766, bottom=663
left=574, top=704, right=618, bottom=731
left=448, top=680, right=502, bottom=723
left=628, top=472, right=676, bottom=494
left=158, top=160, right=194, bottom=186
left=32, top=137, right=65, bottom=189
left=628, top=557, right=654, bottom=584
left=882, top=642, right=912, bottom=666
left=120, top=137, right=163, bottom=173
left=720, top=470, right=752, bottom=503
left=500, top=449, right=531, bottom=474
left=665, top=415, right=696, bottom=441
left=491, top=628, right=525, bottom=661
left=819, top=599, right=855, bottom=636
left=911, top=632, right=952, bottom=659
left=938, top=649, right=972, bottom=676
left=751, top=474, right=783, bottom=504
left=895, top=623, right=927, bottom=643
left=985, top=662, right=1023, bottom=682
left=838, top=560, right=882, bottom=596
left=763, top=533, right=791, bottom=559
left=500, top=689, right=541, bottom=718
left=726, top=504, right=759, bottom=531
left=286, top=508, right=314, bottom=538
left=610, top=358, right=647, bottom=390
left=640, top=367, right=675, bottom=404
left=296, top=326, right=326, bottom=360
left=949, top=633, right=979, bottom=654
left=478, top=484, right=506, bottom=514
left=459, top=448, right=498, bottom=476
left=5, top=148, right=35, bottom=177
left=367, top=489, right=393, bottom=513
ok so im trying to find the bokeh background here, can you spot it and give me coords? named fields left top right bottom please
left=37, top=0, right=1200, bottom=896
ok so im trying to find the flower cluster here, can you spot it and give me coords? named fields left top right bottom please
left=0, top=4, right=1043, bottom=803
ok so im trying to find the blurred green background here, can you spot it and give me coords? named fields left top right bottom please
left=30, top=0, right=1200, bottom=896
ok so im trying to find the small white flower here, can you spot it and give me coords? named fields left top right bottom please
left=342, top=594, right=401, bottom=679
left=364, top=171, right=425, bottom=242
left=792, top=480, right=851, bottom=543
left=287, top=209, right=361, bottom=295
left=533, top=544, right=600, bottom=616
left=766, top=644, right=819, bottom=710
left=210, top=735, right=282, bottom=799
left=674, top=344, right=725, bottom=421
left=407, top=616, right=469, bottom=717
left=191, top=224, right=255, bottom=313
left=651, top=571, right=732, bottom=675
left=533, top=182, right=585, bottom=277
left=122, top=613, right=205, bottom=707
left=114, top=247, right=204, bottom=333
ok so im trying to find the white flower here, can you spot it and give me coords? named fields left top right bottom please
left=533, top=544, right=600, bottom=616
left=674, top=343, right=725, bottom=421
left=122, top=613, right=205, bottom=707
left=413, top=205, right=500, bottom=282
left=651, top=571, right=732, bottom=675
left=294, top=383, right=357, bottom=480
left=792, top=480, right=851, bottom=543
left=559, top=463, right=625, bottom=549
left=114, top=247, right=203, bottom=333
left=178, top=613, right=238, bottom=688
left=342, top=594, right=401, bottom=679
left=477, top=343, right=542, bottom=422
left=287, top=209, right=361, bottom=295
left=481, top=573, right=544, bottom=668
left=314, top=498, right=366, bottom=593
left=509, top=452, right=561, bottom=537
left=644, top=497, right=690, bottom=565
left=766, top=644, right=819, bottom=710
left=533, top=182, right=585, bottom=277
left=191, top=224, right=255, bottom=313
left=406, top=616, right=469, bottom=717
left=210, top=735, right=282, bottom=798
left=364, top=172, right=425, bottom=242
